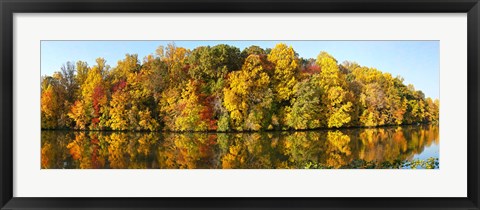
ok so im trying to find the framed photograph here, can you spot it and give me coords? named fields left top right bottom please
left=1, top=0, right=479, bottom=209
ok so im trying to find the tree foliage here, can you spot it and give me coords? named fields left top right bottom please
left=42, top=43, right=439, bottom=131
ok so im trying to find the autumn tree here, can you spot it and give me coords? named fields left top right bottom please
left=107, top=54, right=159, bottom=131
left=156, top=43, right=190, bottom=86
left=41, top=84, right=60, bottom=129
left=285, top=75, right=323, bottom=130
left=173, top=80, right=216, bottom=131
left=41, top=62, right=78, bottom=129
left=68, top=58, right=109, bottom=129
left=316, top=52, right=354, bottom=128
left=267, top=43, right=299, bottom=102
left=241, top=45, right=267, bottom=58
left=223, top=55, right=274, bottom=131
left=187, top=44, right=243, bottom=131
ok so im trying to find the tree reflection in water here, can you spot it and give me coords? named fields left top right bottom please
left=41, top=124, right=439, bottom=169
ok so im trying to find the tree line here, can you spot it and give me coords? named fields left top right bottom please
left=41, top=43, right=439, bottom=132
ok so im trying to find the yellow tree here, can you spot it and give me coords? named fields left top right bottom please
left=223, top=55, right=274, bottom=131
left=41, top=70, right=74, bottom=129
left=159, top=87, right=182, bottom=130
left=267, top=43, right=299, bottom=101
left=67, top=100, right=89, bottom=130
left=174, top=80, right=209, bottom=131
left=317, top=52, right=353, bottom=128
left=75, top=61, right=90, bottom=90
left=108, top=54, right=159, bottom=131
left=108, top=81, right=130, bottom=130
left=429, top=98, right=440, bottom=121
left=41, top=85, right=60, bottom=129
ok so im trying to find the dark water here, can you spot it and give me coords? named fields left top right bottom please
left=41, top=124, right=439, bottom=169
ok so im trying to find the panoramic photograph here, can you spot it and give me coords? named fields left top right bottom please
left=40, top=41, right=439, bottom=169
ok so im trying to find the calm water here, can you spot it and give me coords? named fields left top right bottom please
left=41, top=124, right=439, bottom=169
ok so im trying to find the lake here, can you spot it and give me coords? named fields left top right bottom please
left=41, top=124, right=439, bottom=169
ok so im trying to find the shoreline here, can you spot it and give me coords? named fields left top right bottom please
left=41, top=121, right=439, bottom=134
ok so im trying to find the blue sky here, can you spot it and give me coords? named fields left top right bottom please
left=41, top=40, right=439, bottom=99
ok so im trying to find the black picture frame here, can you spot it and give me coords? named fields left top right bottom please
left=1, top=0, right=479, bottom=209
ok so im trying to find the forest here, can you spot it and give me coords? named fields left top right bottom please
left=41, top=43, right=440, bottom=132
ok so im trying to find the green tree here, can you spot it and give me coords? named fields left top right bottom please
left=285, top=75, right=322, bottom=130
